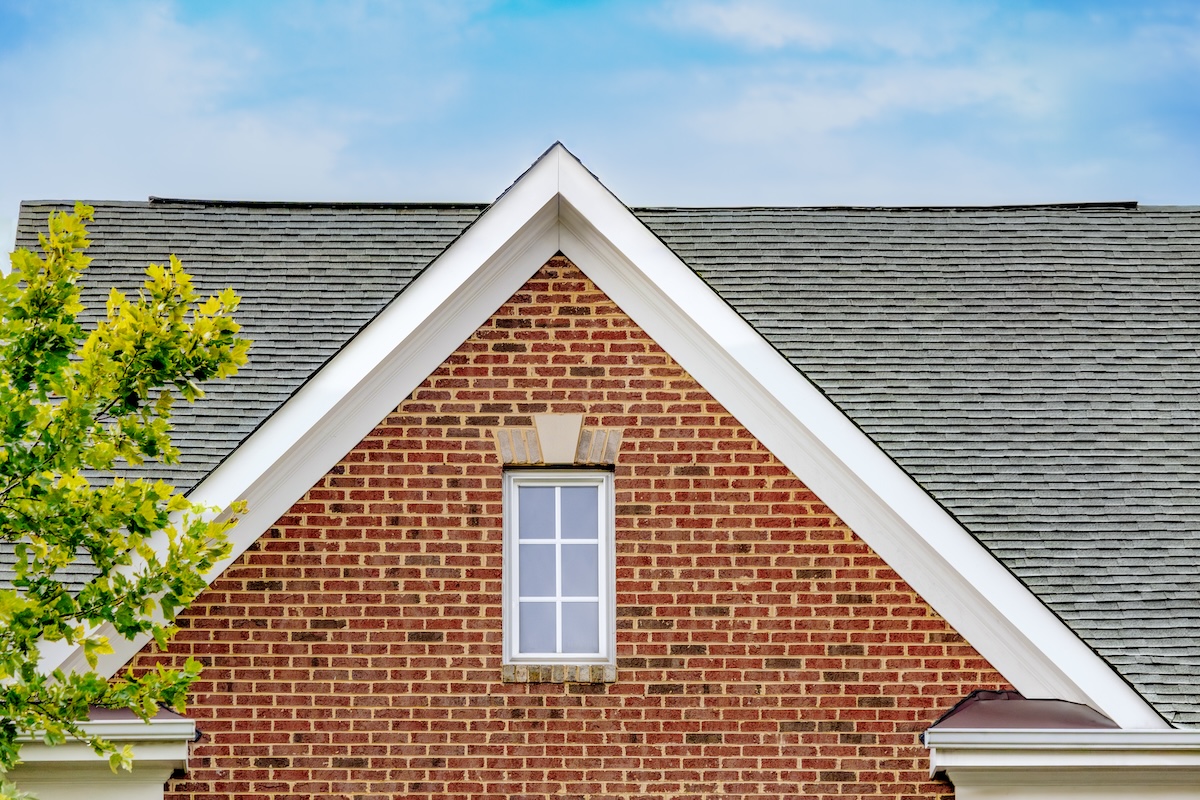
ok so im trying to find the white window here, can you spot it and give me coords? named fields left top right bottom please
left=503, top=470, right=614, bottom=664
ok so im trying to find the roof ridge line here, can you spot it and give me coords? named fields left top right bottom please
left=633, top=201, right=1140, bottom=212
left=146, top=197, right=489, bottom=210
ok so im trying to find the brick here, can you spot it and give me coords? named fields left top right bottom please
left=821, top=771, right=857, bottom=782
left=685, top=733, right=723, bottom=744
left=780, top=721, right=816, bottom=732
left=829, top=644, right=865, bottom=656
left=246, top=580, right=283, bottom=591
left=309, top=619, right=346, bottom=629
left=859, top=696, right=897, bottom=708
left=765, top=658, right=804, bottom=669
left=647, top=684, right=685, bottom=695
left=818, top=720, right=855, bottom=732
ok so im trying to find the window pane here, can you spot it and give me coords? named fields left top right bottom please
left=560, top=485, right=598, bottom=538
left=561, top=544, right=598, bottom=597
left=518, top=544, right=556, bottom=596
left=562, top=602, right=599, bottom=653
left=519, top=486, right=556, bottom=538
left=519, top=602, right=556, bottom=653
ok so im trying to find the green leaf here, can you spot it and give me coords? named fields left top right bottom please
left=0, top=204, right=248, bottom=779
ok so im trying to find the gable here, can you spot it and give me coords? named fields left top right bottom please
left=22, top=145, right=1173, bottom=729
left=130, top=257, right=1011, bottom=798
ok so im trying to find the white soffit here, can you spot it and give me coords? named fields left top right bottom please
left=55, top=145, right=1166, bottom=730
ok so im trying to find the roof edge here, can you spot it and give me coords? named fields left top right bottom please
left=632, top=200, right=1139, bottom=211
left=147, top=197, right=489, bottom=210
left=925, top=726, right=1200, bottom=791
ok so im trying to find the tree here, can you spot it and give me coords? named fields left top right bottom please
left=0, top=204, right=248, bottom=799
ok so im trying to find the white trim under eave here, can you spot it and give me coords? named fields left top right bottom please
left=6, top=716, right=193, bottom=800
left=15, top=715, right=195, bottom=748
left=49, top=144, right=1168, bottom=730
left=926, top=728, right=1200, bottom=798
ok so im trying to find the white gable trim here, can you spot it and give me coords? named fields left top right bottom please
left=555, top=151, right=1163, bottom=729
left=50, top=155, right=563, bottom=681
left=56, top=145, right=1166, bottom=730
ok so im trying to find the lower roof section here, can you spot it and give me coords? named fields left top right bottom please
left=929, top=690, right=1119, bottom=730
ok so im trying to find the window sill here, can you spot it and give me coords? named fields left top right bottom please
left=501, top=664, right=617, bottom=684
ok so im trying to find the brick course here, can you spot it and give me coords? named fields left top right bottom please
left=134, top=257, right=1009, bottom=799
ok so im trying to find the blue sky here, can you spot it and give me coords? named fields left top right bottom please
left=2, top=0, right=1199, bottom=252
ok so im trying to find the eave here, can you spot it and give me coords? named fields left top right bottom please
left=4, top=714, right=193, bottom=800
left=926, top=728, right=1200, bottom=798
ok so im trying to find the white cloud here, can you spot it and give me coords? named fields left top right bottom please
left=692, top=62, right=1052, bottom=142
left=0, top=4, right=343, bottom=205
left=278, top=0, right=491, bottom=35
left=662, top=0, right=988, bottom=56
left=0, top=0, right=503, bottom=253
left=1131, top=14, right=1200, bottom=65
left=0, top=0, right=471, bottom=233
left=665, top=0, right=833, bottom=50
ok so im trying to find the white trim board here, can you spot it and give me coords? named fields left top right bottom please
left=15, top=715, right=195, bottom=748
left=926, top=728, right=1200, bottom=799
left=6, top=716, right=193, bottom=800
left=51, top=144, right=1167, bottom=730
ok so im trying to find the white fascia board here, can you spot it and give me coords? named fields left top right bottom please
left=54, top=148, right=568, bottom=681
left=550, top=148, right=1166, bottom=729
left=13, top=716, right=194, bottom=771
left=17, top=716, right=195, bottom=746
left=926, top=728, right=1200, bottom=777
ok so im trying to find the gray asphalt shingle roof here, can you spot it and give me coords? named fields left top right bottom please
left=640, top=205, right=1200, bottom=727
left=15, top=200, right=484, bottom=490
left=10, top=198, right=1200, bottom=726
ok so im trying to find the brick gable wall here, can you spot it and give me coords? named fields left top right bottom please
left=134, top=257, right=1008, bottom=799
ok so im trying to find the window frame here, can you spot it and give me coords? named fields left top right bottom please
left=502, top=469, right=616, bottom=666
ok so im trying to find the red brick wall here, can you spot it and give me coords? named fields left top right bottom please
left=136, top=257, right=1009, bottom=799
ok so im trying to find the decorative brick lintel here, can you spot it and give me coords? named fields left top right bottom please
left=501, top=663, right=617, bottom=683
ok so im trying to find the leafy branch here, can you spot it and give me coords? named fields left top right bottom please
left=0, top=204, right=249, bottom=797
